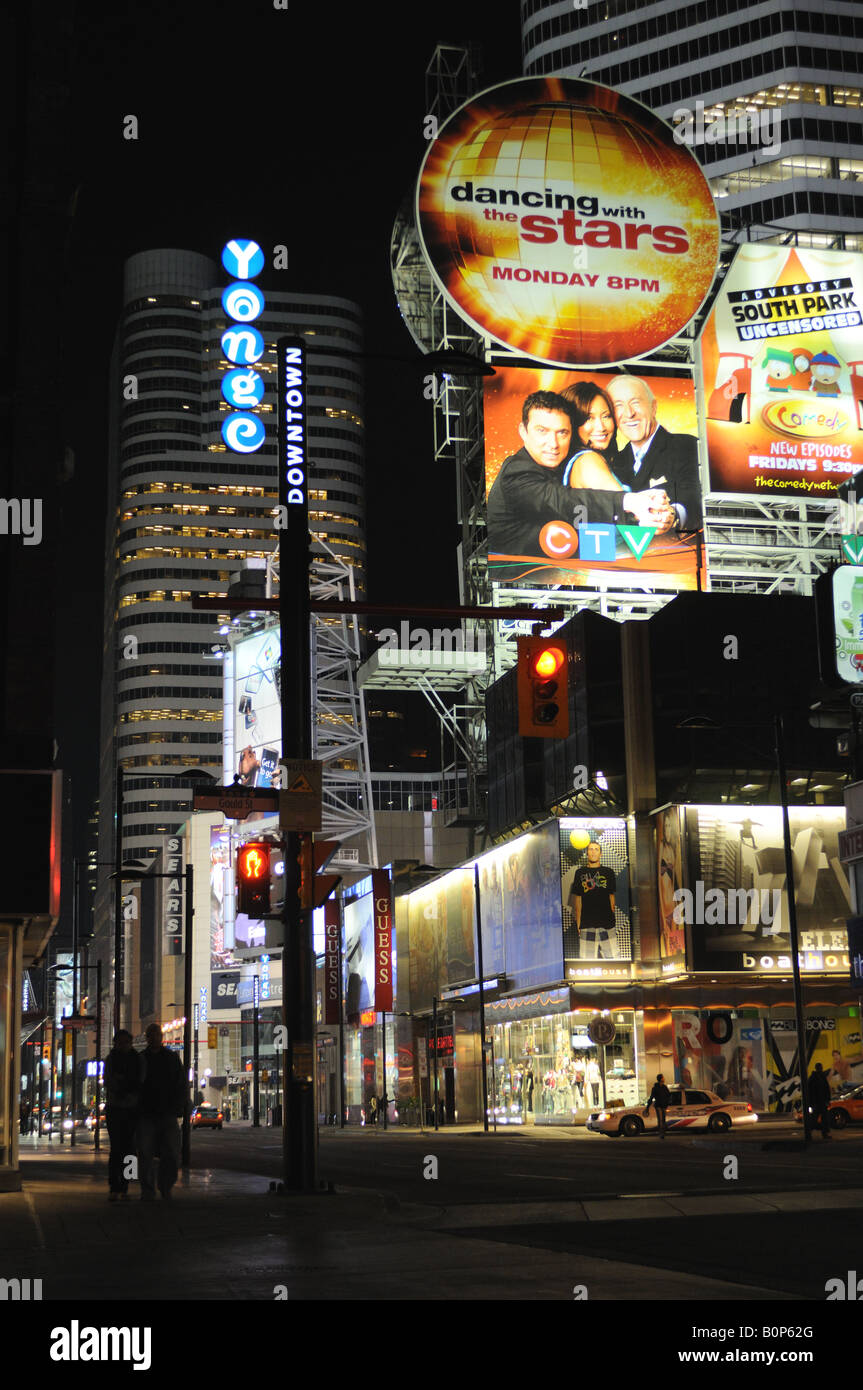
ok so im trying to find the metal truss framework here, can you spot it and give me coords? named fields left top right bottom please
left=268, top=544, right=378, bottom=871
left=388, top=46, right=848, bottom=822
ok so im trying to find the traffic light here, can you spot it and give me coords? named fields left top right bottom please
left=516, top=635, right=570, bottom=737
left=236, top=841, right=271, bottom=917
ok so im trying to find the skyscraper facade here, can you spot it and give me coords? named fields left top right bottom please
left=97, top=248, right=366, bottom=884
left=522, top=0, right=862, bottom=248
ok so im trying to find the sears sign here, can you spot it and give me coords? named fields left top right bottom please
left=211, top=972, right=240, bottom=1011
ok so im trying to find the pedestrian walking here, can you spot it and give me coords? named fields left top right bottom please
left=808, top=1062, right=833, bottom=1139
left=368, top=1093, right=378, bottom=1126
left=137, top=1024, right=186, bottom=1200
left=645, top=1073, right=672, bottom=1138
left=103, top=1029, right=141, bottom=1201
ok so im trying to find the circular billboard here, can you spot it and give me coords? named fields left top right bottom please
left=416, top=77, right=719, bottom=367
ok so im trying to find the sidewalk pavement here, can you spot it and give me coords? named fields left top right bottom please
left=2, top=1140, right=854, bottom=1301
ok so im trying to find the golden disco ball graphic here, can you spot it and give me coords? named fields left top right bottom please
left=416, top=78, right=719, bottom=366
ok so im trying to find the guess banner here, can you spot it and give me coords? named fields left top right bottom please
left=324, top=899, right=341, bottom=1026
left=373, top=870, right=393, bottom=1013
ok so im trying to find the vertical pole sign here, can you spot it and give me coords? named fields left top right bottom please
left=277, top=337, right=316, bottom=1191
left=324, top=899, right=342, bottom=1026
left=372, top=871, right=393, bottom=1013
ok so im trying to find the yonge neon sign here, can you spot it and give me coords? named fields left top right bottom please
left=220, top=238, right=266, bottom=454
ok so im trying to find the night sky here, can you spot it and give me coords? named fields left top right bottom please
left=54, top=0, right=522, bottom=897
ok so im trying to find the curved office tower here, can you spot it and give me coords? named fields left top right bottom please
left=522, top=0, right=863, bottom=248
left=97, top=248, right=366, bottom=877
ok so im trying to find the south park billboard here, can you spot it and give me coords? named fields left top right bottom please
left=699, top=244, right=863, bottom=498
left=416, top=77, right=719, bottom=367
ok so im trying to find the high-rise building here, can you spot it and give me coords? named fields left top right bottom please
left=97, top=248, right=366, bottom=897
left=522, top=0, right=863, bottom=249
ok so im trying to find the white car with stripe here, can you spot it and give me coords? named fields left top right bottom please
left=586, top=1087, right=758, bottom=1136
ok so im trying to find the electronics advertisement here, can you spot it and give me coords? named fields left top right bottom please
left=232, top=625, right=282, bottom=788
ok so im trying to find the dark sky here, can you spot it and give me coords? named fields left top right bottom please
left=53, top=0, right=522, bottom=897
left=62, top=0, right=522, bottom=604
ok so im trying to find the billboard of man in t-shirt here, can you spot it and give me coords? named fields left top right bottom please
left=569, top=840, right=618, bottom=959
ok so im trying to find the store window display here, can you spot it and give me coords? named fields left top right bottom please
left=488, top=1009, right=638, bottom=1123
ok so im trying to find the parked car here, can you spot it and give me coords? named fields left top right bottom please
left=829, top=1085, right=863, bottom=1128
left=586, top=1088, right=758, bottom=1137
left=794, top=1083, right=863, bottom=1129
left=191, top=1104, right=223, bottom=1130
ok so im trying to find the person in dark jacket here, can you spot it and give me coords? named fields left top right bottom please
left=808, top=1062, right=833, bottom=1139
left=137, top=1023, right=186, bottom=1199
left=645, top=1073, right=672, bottom=1138
left=104, top=1029, right=141, bottom=1201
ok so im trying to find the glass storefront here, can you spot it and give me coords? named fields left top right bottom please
left=489, top=1007, right=638, bottom=1125
left=671, top=1006, right=863, bottom=1112
left=344, top=1016, right=396, bottom=1124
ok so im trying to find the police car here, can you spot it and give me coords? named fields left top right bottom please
left=586, top=1088, right=758, bottom=1137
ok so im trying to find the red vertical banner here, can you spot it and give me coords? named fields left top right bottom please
left=324, top=899, right=341, bottom=1026
left=373, top=870, right=393, bottom=1013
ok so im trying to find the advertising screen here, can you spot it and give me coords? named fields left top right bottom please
left=232, top=625, right=281, bottom=788
left=210, top=825, right=239, bottom=970
left=482, top=822, right=563, bottom=993
left=416, top=77, right=718, bottom=367
left=656, top=806, right=686, bottom=964
left=700, top=245, right=863, bottom=498
left=832, top=565, right=863, bottom=683
left=681, top=805, right=850, bottom=973
left=485, top=365, right=704, bottom=589
left=344, top=891, right=375, bottom=1022
left=560, top=818, right=632, bottom=981
left=407, top=869, right=475, bottom=1012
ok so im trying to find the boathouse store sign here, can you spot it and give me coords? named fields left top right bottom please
left=416, top=77, right=719, bottom=367
left=220, top=239, right=267, bottom=454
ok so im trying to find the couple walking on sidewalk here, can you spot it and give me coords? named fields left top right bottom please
left=103, top=1023, right=186, bottom=1201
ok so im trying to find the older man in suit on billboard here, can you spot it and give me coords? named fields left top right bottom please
left=607, top=376, right=703, bottom=531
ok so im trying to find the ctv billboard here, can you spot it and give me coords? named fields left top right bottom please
left=416, top=77, right=719, bottom=366
left=700, top=245, right=863, bottom=497
left=232, top=625, right=281, bottom=788
left=484, top=366, right=704, bottom=589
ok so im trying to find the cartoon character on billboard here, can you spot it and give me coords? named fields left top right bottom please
left=763, top=347, right=794, bottom=393
left=809, top=351, right=844, bottom=397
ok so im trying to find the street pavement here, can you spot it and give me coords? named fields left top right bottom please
left=3, top=1122, right=862, bottom=1301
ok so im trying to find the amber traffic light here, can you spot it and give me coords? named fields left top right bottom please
left=516, top=635, right=570, bottom=737
left=236, top=841, right=271, bottom=917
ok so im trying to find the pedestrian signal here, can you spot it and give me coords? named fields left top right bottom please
left=236, top=841, right=271, bottom=917
left=516, top=635, right=570, bottom=737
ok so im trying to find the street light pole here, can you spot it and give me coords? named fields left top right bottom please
left=278, top=337, right=316, bottom=1192
left=774, top=714, right=812, bottom=1142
